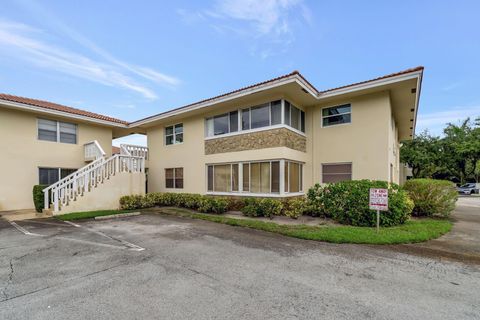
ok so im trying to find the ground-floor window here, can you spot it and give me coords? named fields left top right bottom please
left=39, top=167, right=77, bottom=185
left=322, top=163, right=352, bottom=183
left=207, top=160, right=303, bottom=195
left=165, top=168, right=183, bottom=189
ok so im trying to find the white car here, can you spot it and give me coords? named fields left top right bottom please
left=457, top=183, right=480, bottom=195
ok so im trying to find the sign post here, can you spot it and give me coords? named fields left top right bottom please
left=369, top=188, right=389, bottom=232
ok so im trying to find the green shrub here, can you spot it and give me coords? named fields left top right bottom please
left=33, top=185, right=48, bottom=213
left=142, top=193, right=161, bottom=208
left=198, top=197, right=229, bottom=214
left=241, top=198, right=283, bottom=219
left=306, top=183, right=326, bottom=216
left=403, top=179, right=458, bottom=217
left=119, top=194, right=144, bottom=210
left=321, top=180, right=413, bottom=227
left=183, top=194, right=203, bottom=210
left=284, top=197, right=315, bottom=219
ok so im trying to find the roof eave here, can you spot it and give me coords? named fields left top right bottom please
left=0, top=99, right=128, bottom=127
left=128, top=74, right=318, bottom=128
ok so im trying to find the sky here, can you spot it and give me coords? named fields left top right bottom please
left=0, top=0, right=479, bottom=146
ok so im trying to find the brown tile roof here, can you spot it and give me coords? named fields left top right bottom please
left=0, top=93, right=128, bottom=125
left=112, top=146, right=121, bottom=154
left=133, top=66, right=423, bottom=124
left=0, top=66, right=423, bottom=126
left=319, top=66, right=424, bottom=94
left=133, top=70, right=313, bottom=124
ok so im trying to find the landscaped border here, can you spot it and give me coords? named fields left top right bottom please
left=156, top=207, right=452, bottom=245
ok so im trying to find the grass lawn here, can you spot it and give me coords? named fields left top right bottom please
left=158, top=207, right=452, bottom=245
left=56, top=209, right=135, bottom=221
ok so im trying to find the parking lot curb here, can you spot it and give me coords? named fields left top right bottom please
left=94, top=212, right=141, bottom=220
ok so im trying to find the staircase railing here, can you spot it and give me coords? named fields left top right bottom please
left=43, top=154, right=145, bottom=212
left=120, top=144, right=148, bottom=159
left=84, top=140, right=106, bottom=161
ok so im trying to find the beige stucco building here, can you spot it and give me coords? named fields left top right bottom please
left=0, top=67, right=423, bottom=214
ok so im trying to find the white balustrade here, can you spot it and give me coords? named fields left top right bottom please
left=84, top=140, right=106, bottom=161
left=120, top=144, right=148, bottom=160
left=43, top=154, right=145, bottom=213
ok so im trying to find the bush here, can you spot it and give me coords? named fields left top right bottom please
left=198, top=197, right=229, bottom=214
left=320, top=180, right=413, bottom=227
left=284, top=197, right=315, bottom=219
left=120, top=194, right=144, bottom=210
left=403, top=179, right=458, bottom=217
left=306, top=183, right=326, bottom=216
left=241, top=198, right=283, bottom=219
left=33, top=185, right=48, bottom=213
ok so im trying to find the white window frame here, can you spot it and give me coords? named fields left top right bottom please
left=206, top=159, right=304, bottom=197
left=37, top=118, right=77, bottom=144
left=321, top=104, right=352, bottom=128
left=204, top=99, right=305, bottom=140
left=165, top=123, right=183, bottom=145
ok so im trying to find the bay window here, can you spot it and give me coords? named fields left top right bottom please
left=205, top=99, right=305, bottom=137
left=207, top=160, right=303, bottom=195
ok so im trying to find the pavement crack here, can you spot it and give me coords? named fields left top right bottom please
left=1, top=259, right=14, bottom=301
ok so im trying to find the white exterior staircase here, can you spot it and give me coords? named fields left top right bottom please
left=43, top=141, right=147, bottom=214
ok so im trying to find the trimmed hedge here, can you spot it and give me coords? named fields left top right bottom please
left=119, top=193, right=229, bottom=214
left=33, top=185, right=48, bottom=213
left=318, top=180, right=414, bottom=227
left=241, top=198, right=283, bottom=219
left=403, top=179, right=458, bottom=217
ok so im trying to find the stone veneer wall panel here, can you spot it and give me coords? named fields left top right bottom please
left=205, top=128, right=306, bottom=155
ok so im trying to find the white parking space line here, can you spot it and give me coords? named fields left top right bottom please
left=9, top=221, right=42, bottom=236
left=9, top=220, right=145, bottom=251
left=63, top=220, right=145, bottom=251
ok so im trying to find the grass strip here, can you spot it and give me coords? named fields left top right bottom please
left=159, top=207, right=452, bottom=245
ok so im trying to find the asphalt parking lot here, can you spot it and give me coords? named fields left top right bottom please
left=1, top=209, right=480, bottom=319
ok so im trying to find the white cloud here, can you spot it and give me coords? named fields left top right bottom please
left=14, top=0, right=181, bottom=89
left=179, top=0, right=311, bottom=58
left=417, top=105, right=480, bottom=135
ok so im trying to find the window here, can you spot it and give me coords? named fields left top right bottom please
left=250, top=104, right=270, bottom=129
left=271, top=100, right=282, bottom=125
left=38, top=119, right=77, bottom=144
left=284, top=101, right=305, bottom=132
left=207, top=100, right=305, bottom=137
left=206, top=111, right=239, bottom=136
left=165, top=124, right=183, bottom=145
left=322, top=163, right=352, bottom=183
left=242, top=108, right=250, bottom=130
left=39, top=167, right=77, bottom=185
left=165, top=168, right=183, bottom=188
left=322, top=104, right=351, bottom=127
left=207, top=160, right=299, bottom=195
left=284, top=161, right=303, bottom=193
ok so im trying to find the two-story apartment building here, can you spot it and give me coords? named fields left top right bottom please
left=0, top=66, right=423, bottom=214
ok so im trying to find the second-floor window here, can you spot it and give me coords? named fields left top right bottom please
left=165, top=123, right=183, bottom=145
left=322, top=104, right=351, bottom=127
left=38, top=119, right=77, bottom=144
left=205, top=100, right=305, bottom=138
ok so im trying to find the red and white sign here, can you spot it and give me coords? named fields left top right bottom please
left=369, top=188, right=388, bottom=211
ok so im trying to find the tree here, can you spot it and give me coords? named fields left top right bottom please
left=400, top=117, right=480, bottom=184
left=441, top=118, right=480, bottom=184
left=400, top=131, right=439, bottom=178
